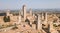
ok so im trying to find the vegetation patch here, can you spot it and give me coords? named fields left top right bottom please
left=3, top=16, right=10, bottom=22
left=38, top=32, right=40, bottom=33
left=53, top=24, right=58, bottom=27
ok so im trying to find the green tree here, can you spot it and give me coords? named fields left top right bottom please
left=3, top=16, right=10, bottom=22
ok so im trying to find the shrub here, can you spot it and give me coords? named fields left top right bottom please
left=3, top=16, right=10, bottom=22
left=38, top=32, right=40, bottom=33
left=53, top=24, right=57, bottom=27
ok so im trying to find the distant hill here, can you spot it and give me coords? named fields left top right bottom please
left=0, top=9, right=60, bottom=13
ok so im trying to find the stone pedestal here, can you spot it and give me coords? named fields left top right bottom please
left=32, top=24, right=36, bottom=29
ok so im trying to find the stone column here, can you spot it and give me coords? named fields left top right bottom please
left=22, top=4, right=26, bottom=21
left=18, top=15, right=21, bottom=24
left=6, top=10, right=10, bottom=16
left=42, top=13, right=44, bottom=20
left=37, top=14, right=42, bottom=30
left=30, top=8, right=32, bottom=16
left=45, top=12, right=47, bottom=21
left=50, top=21, right=54, bottom=32
left=18, top=11, right=21, bottom=24
left=21, top=9, right=23, bottom=16
left=44, top=12, right=48, bottom=28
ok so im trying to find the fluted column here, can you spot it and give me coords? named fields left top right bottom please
left=37, top=14, right=42, bottom=30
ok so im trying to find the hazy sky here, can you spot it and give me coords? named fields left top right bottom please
left=0, top=0, right=60, bottom=10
